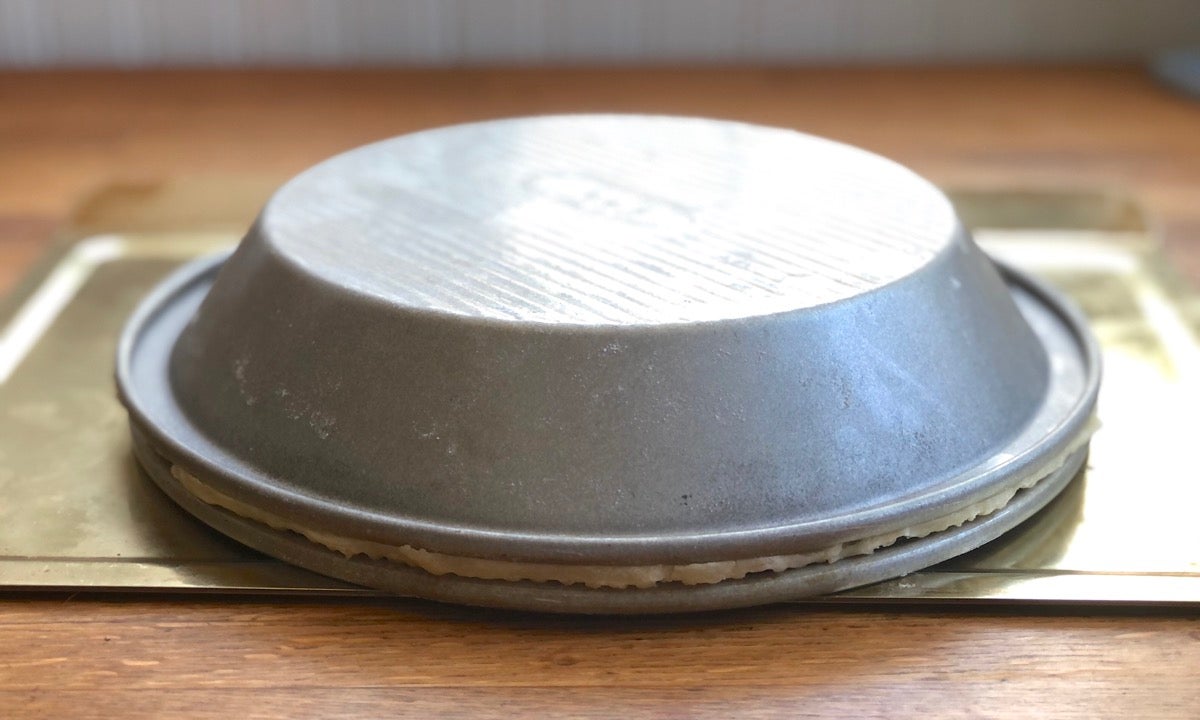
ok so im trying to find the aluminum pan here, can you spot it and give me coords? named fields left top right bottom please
left=114, top=118, right=1101, bottom=570
left=116, top=252, right=1100, bottom=567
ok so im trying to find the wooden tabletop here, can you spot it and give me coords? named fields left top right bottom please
left=2, top=67, right=1199, bottom=718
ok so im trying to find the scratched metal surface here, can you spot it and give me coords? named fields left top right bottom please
left=0, top=183, right=1196, bottom=603
left=264, top=117, right=954, bottom=323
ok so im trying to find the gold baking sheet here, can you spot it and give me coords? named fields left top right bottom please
left=1, top=181, right=1197, bottom=604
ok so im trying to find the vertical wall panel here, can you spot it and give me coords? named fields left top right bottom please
left=0, top=0, right=1195, bottom=67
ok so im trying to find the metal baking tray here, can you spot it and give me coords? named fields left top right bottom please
left=1, top=180, right=1197, bottom=605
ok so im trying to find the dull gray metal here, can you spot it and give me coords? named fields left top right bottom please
left=116, top=116, right=1101, bottom=611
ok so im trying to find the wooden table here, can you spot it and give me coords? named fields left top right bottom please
left=1, top=68, right=1198, bottom=718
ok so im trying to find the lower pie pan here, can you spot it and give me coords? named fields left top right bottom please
left=131, top=423, right=1087, bottom=614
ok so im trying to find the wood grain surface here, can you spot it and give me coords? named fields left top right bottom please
left=1, top=67, right=1199, bottom=718
left=2, top=599, right=1199, bottom=719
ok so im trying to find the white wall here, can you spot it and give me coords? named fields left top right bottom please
left=0, top=0, right=1196, bottom=67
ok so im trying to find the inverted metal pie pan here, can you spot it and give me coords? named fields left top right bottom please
left=115, top=116, right=1100, bottom=611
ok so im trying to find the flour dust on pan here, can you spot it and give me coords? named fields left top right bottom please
left=116, top=116, right=1100, bottom=614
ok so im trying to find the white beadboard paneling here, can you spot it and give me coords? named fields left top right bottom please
left=0, top=0, right=1196, bottom=67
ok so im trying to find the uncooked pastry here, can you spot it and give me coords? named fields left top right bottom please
left=169, top=416, right=1095, bottom=590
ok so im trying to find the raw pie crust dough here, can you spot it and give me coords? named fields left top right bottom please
left=169, top=419, right=1095, bottom=589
